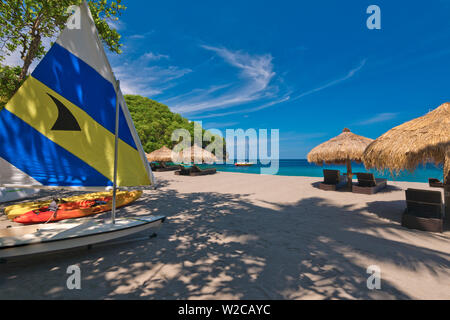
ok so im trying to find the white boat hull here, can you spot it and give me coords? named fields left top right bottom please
left=0, top=188, right=39, bottom=203
left=0, top=215, right=165, bottom=260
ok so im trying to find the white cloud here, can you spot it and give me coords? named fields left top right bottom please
left=129, top=34, right=145, bottom=39
left=202, top=121, right=240, bottom=129
left=202, top=45, right=275, bottom=91
left=1, top=50, right=22, bottom=67
left=194, top=94, right=291, bottom=119
left=106, top=19, right=126, bottom=31
left=1, top=36, right=56, bottom=72
left=112, top=52, right=191, bottom=97
left=163, top=84, right=232, bottom=104
left=169, top=45, right=278, bottom=115
left=193, top=59, right=366, bottom=119
left=173, top=55, right=366, bottom=119
left=116, top=65, right=192, bottom=96
left=128, top=30, right=154, bottom=39
left=357, top=112, right=398, bottom=125
left=289, top=59, right=367, bottom=102
left=142, top=52, right=169, bottom=61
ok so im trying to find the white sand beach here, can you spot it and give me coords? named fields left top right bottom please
left=0, top=171, right=449, bottom=300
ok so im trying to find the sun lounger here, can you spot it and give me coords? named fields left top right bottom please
left=319, top=169, right=348, bottom=191
left=445, top=185, right=450, bottom=217
left=428, top=177, right=449, bottom=217
left=175, top=165, right=217, bottom=176
left=429, top=178, right=444, bottom=188
left=402, top=188, right=444, bottom=233
left=150, top=162, right=181, bottom=172
left=352, top=172, right=387, bottom=194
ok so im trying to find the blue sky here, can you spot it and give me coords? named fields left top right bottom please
left=8, top=0, right=450, bottom=158
left=64, top=0, right=450, bottom=159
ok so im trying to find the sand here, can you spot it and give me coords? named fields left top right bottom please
left=0, top=171, right=449, bottom=300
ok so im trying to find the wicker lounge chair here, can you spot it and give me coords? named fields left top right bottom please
left=429, top=178, right=444, bottom=188
left=150, top=162, right=181, bottom=172
left=402, top=188, right=444, bottom=233
left=175, top=165, right=217, bottom=176
left=319, top=169, right=348, bottom=191
left=445, top=185, right=450, bottom=217
left=352, top=172, right=387, bottom=194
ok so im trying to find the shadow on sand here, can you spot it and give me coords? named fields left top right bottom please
left=1, top=177, right=449, bottom=300
left=311, top=182, right=403, bottom=194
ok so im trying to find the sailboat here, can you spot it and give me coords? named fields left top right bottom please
left=0, top=2, right=165, bottom=261
left=0, top=187, right=39, bottom=203
left=235, top=162, right=254, bottom=167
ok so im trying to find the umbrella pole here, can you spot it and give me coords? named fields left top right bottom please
left=445, top=151, right=449, bottom=217
left=444, top=150, right=449, bottom=185
left=346, top=159, right=353, bottom=189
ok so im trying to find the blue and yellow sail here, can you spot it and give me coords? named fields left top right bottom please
left=0, top=2, right=153, bottom=189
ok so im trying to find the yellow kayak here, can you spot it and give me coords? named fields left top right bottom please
left=14, top=191, right=143, bottom=224
left=4, top=190, right=139, bottom=220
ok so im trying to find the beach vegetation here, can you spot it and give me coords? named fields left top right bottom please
left=125, top=94, right=226, bottom=156
left=0, top=0, right=126, bottom=98
left=0, top=64, right=22, bottom=109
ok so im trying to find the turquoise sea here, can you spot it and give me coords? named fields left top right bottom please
left=201, top=159, right=444, bottom=183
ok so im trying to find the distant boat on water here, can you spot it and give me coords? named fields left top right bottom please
left=235, top=162, right=254, bottom=167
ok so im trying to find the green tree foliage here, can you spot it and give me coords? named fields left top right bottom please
left=0, top=64, right=23, bottom=109
left=125, top=95, right=225, bottom=155
left=0, top=0, right=125, bottom=96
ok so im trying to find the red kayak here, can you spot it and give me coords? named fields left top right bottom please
left=13, top=191, right=143, bottom=225
left=14, top=197, right=112, bottom=224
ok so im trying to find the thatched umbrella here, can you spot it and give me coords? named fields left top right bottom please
left=363, top=102, right=450, bottom=212
left=307, top=128, right=374, bottom=188
left=146, top=146, right=177, bottom=163
left=177, top=144, right=218, bottom=164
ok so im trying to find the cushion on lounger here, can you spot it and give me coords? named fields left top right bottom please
left=405, top=189, right=443, bottom=219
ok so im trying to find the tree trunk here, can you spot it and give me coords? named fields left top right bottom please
left=18, top=10, right=44, bottom=85
left=346, top=159, right=353, bottom=189
left=18, top=33, right=41, bottom=83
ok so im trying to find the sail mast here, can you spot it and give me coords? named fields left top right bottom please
left=112, top=80, right=121, bottom=225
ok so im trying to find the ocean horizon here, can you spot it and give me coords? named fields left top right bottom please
left=201, top=159, right=444, bottom=183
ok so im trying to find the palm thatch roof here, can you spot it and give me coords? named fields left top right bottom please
left=307, top=128, right=374, bottom=165
left=177, top=144, right=218, bottom=164
left=363, top=103, right=450, bottom=183
left=146, top=146, right=176, bottom=162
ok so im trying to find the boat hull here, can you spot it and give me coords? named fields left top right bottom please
left=13, top=191, right=142, bottom=224
left=0, top=188, right=39, bottom=204
left=5, top=191, right=138, bottom=220
left=0, top=215, right=165, bottom=260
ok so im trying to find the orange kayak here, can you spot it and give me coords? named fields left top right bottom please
left=5, top=190, right=134, bottom=220
left=14, top=191, right=142, bottom=225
